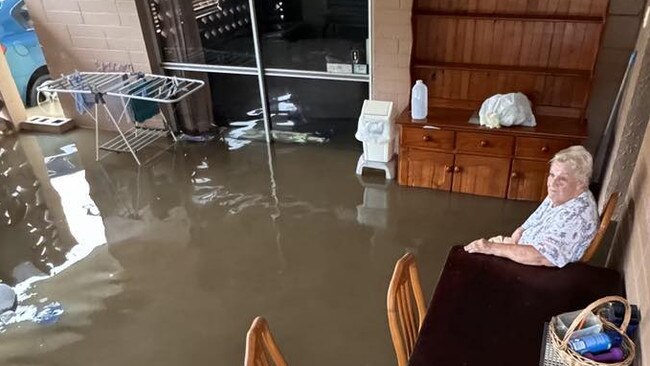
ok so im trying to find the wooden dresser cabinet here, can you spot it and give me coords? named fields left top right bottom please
left=397, top=109, right=586, bottom=201
left=397, top=0, right=607, bottom=201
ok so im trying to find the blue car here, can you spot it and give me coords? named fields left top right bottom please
left=0, top=0, right=50, bottom=107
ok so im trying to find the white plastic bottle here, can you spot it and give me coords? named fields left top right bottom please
left=411, top=80, right=428, bottom=120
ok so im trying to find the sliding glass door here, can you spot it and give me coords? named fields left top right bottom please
left=255, top=0, right=369, bottom=143
left=142, top=0, right=369, bottom=144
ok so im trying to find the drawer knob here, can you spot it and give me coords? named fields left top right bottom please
left=541, top=145, right=549, bottom=152
left=422, top=135, right=432, bottom=142
left=480, top=140, right=488, bottom=147
left=453, top=166, right=461, bottom=173
left=444, top=165, right=452, bottom=173
left=511, top=172, right=519, bottom=179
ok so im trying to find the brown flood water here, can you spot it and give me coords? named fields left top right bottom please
left=0, top=130, right=536, bottom=366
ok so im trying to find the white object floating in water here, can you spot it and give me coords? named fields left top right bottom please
left=0, top=284, right=16, bottom=313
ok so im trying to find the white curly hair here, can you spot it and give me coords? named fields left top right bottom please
left=550, top=145, right=593, bottom=185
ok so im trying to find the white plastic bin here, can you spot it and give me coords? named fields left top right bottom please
left=554, top=310, right=603, bottom=340
left=364, top=139, right=394, bottom=163
left=356, top=100, right=396, bottom=163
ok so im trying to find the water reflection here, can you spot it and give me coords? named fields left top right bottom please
left=224, top=92, right=330, bottom=145
left=186, top=154, right=269, bottom=213
left=42, top=145, right=106, bottom=276
left=0, top=139, right=60, bottom=285
left=356, top=176, right=391, bottom=230
left=0, top=130, right=538, bottom=366
left=0, top=138, right=110, bottom=334
left=0, top=133, right=389, bottom=363
left=224, top=121, right=256, bottom=150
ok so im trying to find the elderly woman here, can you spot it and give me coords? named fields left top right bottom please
left=464, top=146, right=598, bottom=267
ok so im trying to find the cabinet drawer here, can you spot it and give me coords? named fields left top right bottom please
left=401, top=127, right=454, bottom=150
left=456, top=132, right=514, bottom=156
left=515, top=137, right=578, bottom=160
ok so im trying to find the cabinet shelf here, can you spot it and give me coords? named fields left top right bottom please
left=414, top=10, right=604, bottom=23
left=412, top=62, right=592, bottom=78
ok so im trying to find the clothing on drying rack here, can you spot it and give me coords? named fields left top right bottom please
left=128, top=88, right=160, bottom=123
left=66, top=72, right=96, bottom=114
left=126, top=76, right=183, bottom=123
left=164, top=78, right=180, bottom=99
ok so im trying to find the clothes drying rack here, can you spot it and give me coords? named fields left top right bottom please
left=37, top=71, right=205, bottom=165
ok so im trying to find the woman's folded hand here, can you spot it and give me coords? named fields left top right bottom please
left=464, top=238, right=493, bottom=254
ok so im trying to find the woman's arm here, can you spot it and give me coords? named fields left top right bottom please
left=464, top=239, right=553, bottom=266
left=487, top=227, right=523, bottom=245
left=510, top=227, right=523, bottom=244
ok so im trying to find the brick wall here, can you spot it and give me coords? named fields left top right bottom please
left=371, top=0, right=412, bottom=112
left=599, top=4, right=650, bottom=213
left=604, top=7, right=650, bottom=364
left=611, top=118, right=650, bottom=366
left=24, top=0, right=152, bottom=129
left=586, top=0, right=646, bottom=152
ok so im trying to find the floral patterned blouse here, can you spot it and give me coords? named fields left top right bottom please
left=520, top=190, right=599, bottom=267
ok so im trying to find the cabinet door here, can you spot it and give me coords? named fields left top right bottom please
left=398, top=148, right=454, bottom=190
left=451, top=154, right=510, bottom=198
left=507, top=159, right=549, bottom=201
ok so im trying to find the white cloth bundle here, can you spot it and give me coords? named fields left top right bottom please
left=478, top=92, right=536, bottom=129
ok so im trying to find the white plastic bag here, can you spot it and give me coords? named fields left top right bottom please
left=478, top=92, right=536, bottom=129
left=355, top=118, right=394, bottom=144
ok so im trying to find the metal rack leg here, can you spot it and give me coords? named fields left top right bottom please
left=79, top=100, right=103, bottom=162
left=160, top=112, right=177, bottom=142
left=120, top=96, right=135, bottom=125
left=102, top=103, right=141, bottom=166
left=95, top=104, right=99, bottom=161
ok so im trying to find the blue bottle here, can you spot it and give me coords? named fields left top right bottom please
left=568, top=331, right=622, bottom=355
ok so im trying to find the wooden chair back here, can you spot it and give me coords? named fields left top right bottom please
left=581, top=192, right=619, bottom=262
left=387, top=253, right=427, bottom=366
left=245, top=317, right=288, bottom=366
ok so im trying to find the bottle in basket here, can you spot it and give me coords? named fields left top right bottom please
left=569, top=331, right=622, bottom=355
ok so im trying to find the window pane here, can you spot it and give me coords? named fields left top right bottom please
left=150, top=0, right=256, bottom=67
left=12, top=1, right=34, bottom=29
left=266, top=76, right=367, bottom=143
left=208, top=73, right=268, bottom=141
left=255, top=0, right=369, bottom=74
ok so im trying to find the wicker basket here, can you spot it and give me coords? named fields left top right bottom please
left=549, top=296, right=636, bottom=366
